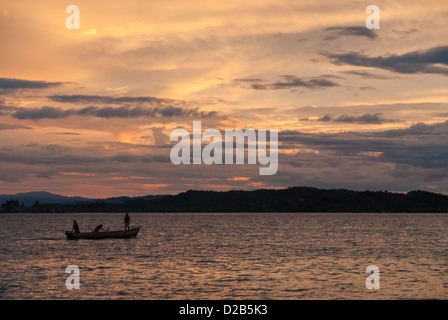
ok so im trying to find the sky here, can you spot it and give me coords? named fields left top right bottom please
left=0, top=0, right=447, bottom=198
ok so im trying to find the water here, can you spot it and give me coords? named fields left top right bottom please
left=0, top=212, right=446, bottom=299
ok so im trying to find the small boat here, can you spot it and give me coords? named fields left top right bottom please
left=65, top=226, right=141, bottom=240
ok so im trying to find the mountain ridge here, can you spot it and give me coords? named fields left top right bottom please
left=0, top=191, right=169, bottom=207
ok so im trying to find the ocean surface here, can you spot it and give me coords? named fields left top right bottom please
left=0, top=212, right=446, bottom=300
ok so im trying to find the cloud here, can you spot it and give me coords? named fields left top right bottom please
left=48, top=132, right=83, bottom=136
left=375, top=121, right=448, bottom=137
left=341, top=70, right=396, bottom=79
left=11, top=105, right=219, bottom=120
left=0, top=77, right=62, bottom=92
left=0, top=141, right=172, bottom=185
left=0, top=143, right=166, bottom=167
left=12, top=106, right=73, bottom=120
left=323, top=46, right=448, bottom=76
left=324, top=26, right=378, bottom=40
left=235, top=75, right=339, bottom=90
left=0, top=103, right=13, bottom=116
left=303, top=113, right=396, bottom=124
left=0, top=123, right=32, bottom=130
left=151, top=126, right=169, bottom=145
left=232, top=78, right=266, bottom=83
left=48, top=94, right=177, bottom=105
left=280, top=120, right=448, bottom=169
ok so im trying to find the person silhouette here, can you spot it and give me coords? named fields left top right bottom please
left=124, top=213, right=131, bottom=231
left=72, top=220, right=80, bottom=234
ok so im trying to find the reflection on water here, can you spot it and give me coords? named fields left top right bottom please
left=0, top=212, right=446, bottom=299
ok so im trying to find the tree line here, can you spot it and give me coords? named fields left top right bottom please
left=2, top=187, right=448, bottom=213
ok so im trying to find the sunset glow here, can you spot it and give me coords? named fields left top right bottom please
left=1, top=0, right=447, bottom=197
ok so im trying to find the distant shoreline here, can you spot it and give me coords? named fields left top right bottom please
left=1, top=211, right=448, bottom=214
left=2, top=186, right=448, bottom=214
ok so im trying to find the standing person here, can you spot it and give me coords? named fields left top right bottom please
left=72, top=220, right=80, bottom=234
left=124, top=213, right=131, bottom=231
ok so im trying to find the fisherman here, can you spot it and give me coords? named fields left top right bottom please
left=124, top=213, right=130, bottom=231
left=72, top=220, right=80, bottom=234
left=93, top=224, right=103, bottom=232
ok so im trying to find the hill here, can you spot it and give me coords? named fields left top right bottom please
left=2, top=187, right=448, bottom=213
left=0, top=191, right=91, bottom=207
left=0, top=191, right=168, bottom=210
left=121, top=187, right=448, bottom=213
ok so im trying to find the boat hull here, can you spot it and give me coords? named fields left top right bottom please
left=65, top=226, right=141, bottom=240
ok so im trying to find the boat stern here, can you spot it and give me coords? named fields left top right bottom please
left=65, top=231, right=75, bottom=240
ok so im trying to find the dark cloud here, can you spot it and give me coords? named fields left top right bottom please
left=232, top=78, right=266, bottom=83
left=110, top=153, right=169, bottom=163
left=324, top=26, right=378, bottom=40
left=11, top=105, right=218, bottom=120
left=305, top=113, right=396, bottom=124
left=392, top=28, right=420, bottom=37
left=0, top=151, right=102, bottom=167
left=0, top=78, right=62, bottom=92
left=0, top=123, right=32, bottom=130
left=342, top=70, right=395, bottom=79
left=0, top=104, right=13, bottom=116
left=13, top=106, right=73, bottom=120
left=48, top=94, right=178, bottom=105
left=323, top=46, right=448, bottom=75
left=0, top=142, right=170, bottom=183
left=375, top=121, right=448, bottom=137
left=235, top=75, right=339, bottom=90
left=48, top=132, right=83, bottom=136
left=2, top=121, right=448, bottom=193
left=280, top=121, right=448, bottom=169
